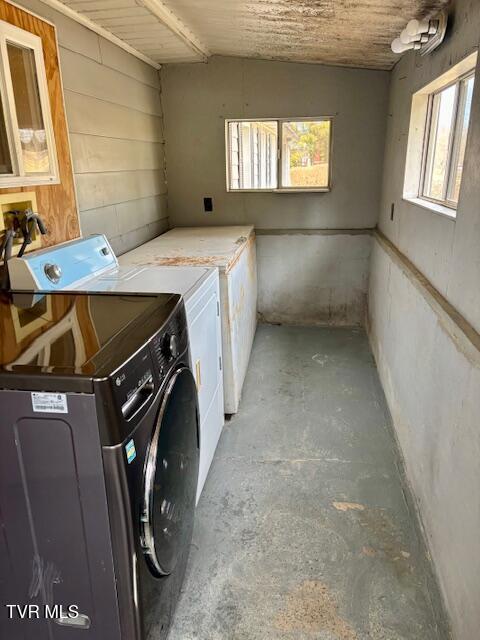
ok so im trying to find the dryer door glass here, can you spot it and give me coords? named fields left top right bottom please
left=141, top=367, right=199, bottom=576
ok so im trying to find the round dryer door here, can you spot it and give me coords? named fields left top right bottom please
left=140, top=367, right=199, bottom=577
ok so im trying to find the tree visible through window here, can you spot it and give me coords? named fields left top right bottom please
left=226, top=118, right=332, bottom=191
left=281, top=120, right=330, bottom=188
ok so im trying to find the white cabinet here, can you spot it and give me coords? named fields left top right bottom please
left=182, top=270, right=224, bottom=498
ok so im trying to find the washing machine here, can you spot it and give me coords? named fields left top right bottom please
left=0, top=290, right=199, bottom=639
left=8, top=234, right=224, bottom=502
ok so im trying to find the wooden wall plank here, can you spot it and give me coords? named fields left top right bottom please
left=79, top=203, right=118, bottom=237
left=98, top=37, right=160, bottom=88
left=108, top=215, right=168, bottom=255
left=76, top=169, right=166, bottom=211
left=70, top=134, right=163, bottom=173
left=60, top=46, right=162, bottom=115
left=79, top=194, right=167, bottom=240
left=64, top=91, right=163, bottom=142
left=116, top=194, right=167, bottom=234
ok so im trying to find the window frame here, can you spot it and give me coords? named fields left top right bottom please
left=0, top=20, right=59, bottom=188
left=225, top=116, right=333, bottom=194
left=419, top=69, right=475, bottom=211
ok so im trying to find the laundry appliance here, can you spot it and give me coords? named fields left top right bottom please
left=118, top=226, right=257, bottom=414
left=0, top=290, right=198, bottom=639
left=7, top=234, right=224, bottom=500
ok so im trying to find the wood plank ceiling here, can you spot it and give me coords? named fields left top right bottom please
left=52, top=0, right=446, bottom=70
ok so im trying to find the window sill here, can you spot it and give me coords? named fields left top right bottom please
left=227, top=188, right=331, bottom=194
left=0, top=175, right=60, bottom=189
left=275, top=188, right=330, bottom=193
left=403, top=197, right=457, bottom=220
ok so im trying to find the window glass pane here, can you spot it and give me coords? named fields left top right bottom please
left=447, top=75, right=475, bottom=204
left=227, top=121, right=277, bottom=190
left=423, top=83, right=456, bottom=201
left=228, top=121, right=278, bottom=190
left=0, top=98, right=13, bottom=174
left=7, top=42, right=50, bottom=175
left=281, top=120, right=330, bottom=188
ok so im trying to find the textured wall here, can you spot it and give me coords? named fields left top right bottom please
left=161, top=55, right=388, bottom=324
left=368, top=235, right=480, bottom=640
left=17, top=0, right=168, bottom=255
left=161, top=55, right=388, bottom=230
left=257, top=231, right=371, bottom=326
left=369, top=1, right=480, bottom=637
left=377, top=0, right=480, bottom=333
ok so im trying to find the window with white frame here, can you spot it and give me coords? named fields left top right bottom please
left=226, top=118, right=332, bottom=192
left=422, top=72, right=475, bottom=207
left=404, top=52, right=476, bottom=217
left=0, top=20, right=58, bottom=188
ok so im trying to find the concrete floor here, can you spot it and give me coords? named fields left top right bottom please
left=169, top=325, right=450, bottom=640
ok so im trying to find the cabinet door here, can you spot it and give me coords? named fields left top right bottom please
left=187, top=284, right=222, bottom=422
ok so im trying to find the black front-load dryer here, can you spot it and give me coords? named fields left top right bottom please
left=0, top=291, right=199, bottom=640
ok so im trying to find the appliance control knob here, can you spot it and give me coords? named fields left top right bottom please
left=44, top=263, right=62, bottom=284
left=163, top=333, right=178, bottom=359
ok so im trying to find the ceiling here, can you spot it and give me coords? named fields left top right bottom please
left=53, top=0, right=447, bottom=70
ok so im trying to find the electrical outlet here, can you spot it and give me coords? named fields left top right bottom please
left=203, top=197, right=213, bottom=213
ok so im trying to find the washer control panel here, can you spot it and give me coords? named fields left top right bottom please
left=150, top=309, right=187, bottom=376
left=111, top=346, right=157, bottom=422
left=44, top=263, right=62, bottom=284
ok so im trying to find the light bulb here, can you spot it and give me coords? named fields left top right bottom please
left=391, top=38, right=415, bottom=54
left=400, top=29, right=421, bottom=44
left=405, top=18, right=430, bottom=36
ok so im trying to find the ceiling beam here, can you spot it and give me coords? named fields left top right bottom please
left=136, top=0, right=210, bottom=60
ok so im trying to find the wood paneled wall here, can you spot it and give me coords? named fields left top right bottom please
left=0, top=0, right=80, bottom=248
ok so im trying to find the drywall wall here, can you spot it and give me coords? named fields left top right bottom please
left=17, top=0, right=167, bottom=255
left=368, top=234, right=480, bottom=640
left=161, top=55, right=388, bottom=324
left=378, top=0, right=480, bottom=334
left=161, top=55, right=388, bottom=230
left=257, top=230, right=371, bottom=326
left=370, top=1, right=480, bottom=637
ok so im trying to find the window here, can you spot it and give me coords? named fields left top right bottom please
left=226, top=118, right=332, bottom=192
left=422, top=73, right=475, bottom=207
left=0, top=20, right=58, bottom=187
left=404, top=52, right=476, bottom=218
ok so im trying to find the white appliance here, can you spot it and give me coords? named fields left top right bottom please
left=7, top=234, right=224, bottom=502
left=119, top=226, right=258, bottom=414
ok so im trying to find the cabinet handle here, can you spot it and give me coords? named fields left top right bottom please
left=195, top=359, right=202, bottom=389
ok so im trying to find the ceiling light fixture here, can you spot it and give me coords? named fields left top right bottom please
left=391, top=10, right=448, bottom=57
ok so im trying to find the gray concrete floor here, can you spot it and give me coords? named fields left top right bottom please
left=169, top=325, right=449, bottom=640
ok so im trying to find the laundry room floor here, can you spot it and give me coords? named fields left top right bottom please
left=168, top=325, right=450, bottom=640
